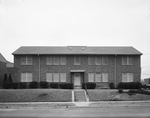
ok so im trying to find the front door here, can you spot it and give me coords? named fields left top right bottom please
left=74, top=73, right=81, bottom=89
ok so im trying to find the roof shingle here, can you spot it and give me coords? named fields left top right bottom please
left=12, top=46, right=142, bottom=55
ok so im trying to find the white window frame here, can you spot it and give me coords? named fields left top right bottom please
left=60, top=56, right=66, bottom=65
left=122, top=73, right=134, bottom=82
left=102, top=73, right=108, bottom=82
left=95, top=73, right=101, bottom=82
left=122, top=56, right=133, bottom=65
left=21, top=56, right=33, bottom=65
left=102, top=56, right=108, bottom=65
left=21, top=73, right=32, bottom=82
left=95, top=56, right=101, bottom=65
left=46, top=56, right=53, bottom=65
left=88, top=73, right=95, bottom=82
left=46, top=73, right=53, bottom=82
left=74, top=56, right=81, bottom=65
left=53, top=56, right=60, bottom=65
left=88, top=56, right=95, bottom=65
left=60, top=73, right=67, bottom=82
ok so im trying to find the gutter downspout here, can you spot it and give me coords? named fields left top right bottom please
left=38, top=54, right=41, bottom=82
left=114, top=54, right=117, bottom=87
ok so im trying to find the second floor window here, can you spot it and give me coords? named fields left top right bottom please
left=122, top=56, right=133, bottom=65
left=21, top=56, right=33, bottom=65
left=46, top=56, right=66, bottom=65
left=74, top=56, right=80, bottom=65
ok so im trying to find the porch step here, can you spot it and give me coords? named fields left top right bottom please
left=74, top=90, right=87, bottom=102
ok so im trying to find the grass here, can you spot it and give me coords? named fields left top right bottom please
left=0, top=89, right=72, bottom=102
left=87, top=89, right=150, bottom=101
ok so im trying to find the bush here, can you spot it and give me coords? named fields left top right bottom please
left=20, top=82, right=28, bottom=89
left=39, top=81, right=49, bottom=88
left=59, top=83, right=73, bottom=89
left=12, top=82, right=19, bottom=89
left=29, top=81, right=39, bottom=88
left=118, top=88, right=123, bottom=93
left=117, top=82, right=142, bottom=89
left=82, top=82, right=96, bottom=89
left=2, top=82, right=12, bottom=89
left=50, top=82, right=59, bottom=89
left=128, top=89, right=150, bottom=95
left=109, top=83, right=115, bottom=89
left=3, top=73, right=7, bottom=83
left=8, top=74, right=13, bottom=83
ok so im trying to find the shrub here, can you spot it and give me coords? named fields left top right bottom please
left=29, top=81, right=39, bottom=88
left=59, top=83, right=73, bottom=89
left=82, top=82, right=96, bottom=89
left=118, top=88, right=123, bottom=93
left=50, top=82, right=59, bottom=88
left=39, top=81, right=49, bottom=88
left=3, top=73, right=7, bottom=83
left=8, top=74, right=13, bottom=83
left=117, top=82, right=142, bottom=89
left=2, top=82, right=12, bottom=89
left=109, top=83, right=115, bottom=89
left=20, top=82, right=28, bottom=89
left=128, top=89, right=150, bottom=95
left=12, top=82, right=19, bottom=89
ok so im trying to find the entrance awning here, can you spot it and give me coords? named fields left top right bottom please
left=70, top=70, right=85, bottom=72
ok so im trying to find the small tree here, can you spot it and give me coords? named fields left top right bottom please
left=3, top=73, right=7, bottom=83
left=8, top=74, right=13, bottom=83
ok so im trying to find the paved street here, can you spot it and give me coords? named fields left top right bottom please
left=0, top=102, right=150, bottom=118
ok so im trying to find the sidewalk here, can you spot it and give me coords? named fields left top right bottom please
left=0, top=100, right=150, bottom=109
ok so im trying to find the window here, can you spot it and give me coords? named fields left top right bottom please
left=46, top=56, right=53, bottom=65
left=95, top=56, right=101, bottom=65
left=88, top=73, right=109, bottom=82
left=21, top=73, right=32, bottom=82
left=95, top=73, right=101, bottom=82
left=88, top=73, right=95, bottom=82
left=122, top=73, right=134, bottom=82
left=60, top=56, right=66, bottom=65
left=46, top=73, right=53, bottom=82
left=21, top=56, right=33, bottom=65
left=122, top=56, right=133, bottom=65
left=60, top=73, right=66, bottom=82
left=102, top=56, right=108, bottom=65
left=88, top=56, right=95, bottom=65
left=53, top=56, right=59, bottom=65
left=53, top=73, right=59, bottom=82
left=47, top=73, right=67, bottom=82
left=74, top=56, right=80, bottom=65
left=102, top=73, right=108, bottom=82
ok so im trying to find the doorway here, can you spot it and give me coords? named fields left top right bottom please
left=73, top=73, right=82, bottom=89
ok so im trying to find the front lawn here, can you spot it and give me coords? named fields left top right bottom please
left=0, top=89, right=72, bottom=102
left=87, top=89, right=150, bottom=101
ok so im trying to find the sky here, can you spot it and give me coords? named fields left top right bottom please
left=0, top=0, right=150, bottom=79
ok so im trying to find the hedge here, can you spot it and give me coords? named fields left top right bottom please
left=20, top=82, right=28, bottom=89
left=59, top=83, right=73, bottom=89
left=12, top=82, right=19, bottom=89
left=50, top=82, right=59, bottom=88
left=2, top=82, right=12, bottom=89
left=29, top=81, right=39, bottom=88
left=82, top=82, right=96, bottom=89
left=109, top=83, right=115, bottom=89
left=117, top=82, right=142, bottom=89
left=39, top=81, right=49, bottom=88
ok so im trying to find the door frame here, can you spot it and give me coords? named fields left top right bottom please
left=70, top=71, right=85, bottom=89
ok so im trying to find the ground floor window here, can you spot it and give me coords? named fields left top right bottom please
left=122, top=73, right=134, bottom=82
left=46, top=73, right=66, bottom=82
left=21, top=73, right=32, bottom=82
left=88, top=73, right=108, bottom=82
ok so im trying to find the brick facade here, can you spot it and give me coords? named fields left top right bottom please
left=13, top=54, right=141, bottom=88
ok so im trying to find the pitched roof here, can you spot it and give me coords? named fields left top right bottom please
left=12, top=46, right=142, bottom=55
left=0, top=53, right=14, bottom=67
